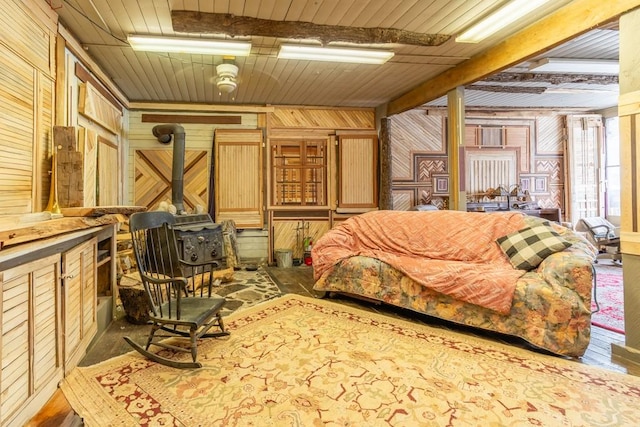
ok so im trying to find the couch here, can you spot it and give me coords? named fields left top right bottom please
left=312, top=210, right=597, bottom=357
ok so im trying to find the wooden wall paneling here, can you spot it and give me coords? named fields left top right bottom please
left=0, top=45, right=35, bottom=214
left=536, top=116, right=564, bottom=155
left=390, top=111, right=444, bottom=180
left=337, top=133, right=378, bottom=211
left=415, top=155, right=448, bottom=182
left=78, top=82, right=123, bottom=135
left=0, top=0, right=55, bottom=77
left=1, top=253, right=62, bottom=427
left=37, top=74, right=54, bottom=211
left=79, top=128, right=97, bottom=206
left=465, top=125, right=480, bottom=146
left=97, top=138, right=119, bottom=205
left=618, top=92, right=640, bottom=255
left=505, top=126, right=531, bottom=172
left=272, top=218, right=330, bottom=260
left=391, top=188, right=416, bottom=211
left=269, top=107, right=375, bottom=130
left=134, top=149, right=208, bottom=212
left=215, top=129, right=264, bottom=228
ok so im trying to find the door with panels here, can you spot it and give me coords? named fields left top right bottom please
left=62, top=238, right=98, bottom=374
left=0, top=254, right=62, bottom=427
left=336, top=132, right=378, bottom=213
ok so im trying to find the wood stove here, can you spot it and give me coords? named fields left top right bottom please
left=151, top=124, right=224, bottom=275
left=173, top=213, right=224, bottom=276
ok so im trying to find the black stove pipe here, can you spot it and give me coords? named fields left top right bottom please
left=152, top=124, right=186, bottom=214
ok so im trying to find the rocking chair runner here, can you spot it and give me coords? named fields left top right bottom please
left=124, top=211, right=229, bottom=369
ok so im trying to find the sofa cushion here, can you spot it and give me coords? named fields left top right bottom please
left=496, top=222, right=572, bottom=270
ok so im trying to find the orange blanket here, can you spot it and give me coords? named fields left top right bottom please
left=312, top=210, right=528, bottom=314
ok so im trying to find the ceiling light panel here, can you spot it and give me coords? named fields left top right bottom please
left=456, top=0, right=552, bottom=43
left=278, top=44, right=394, bottom=64
left=128, top=35, right=252, bottom=56
left=529, top=58, right=619, bottom=74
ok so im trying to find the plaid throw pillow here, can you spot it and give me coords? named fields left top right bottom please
left=496, top=222, right=572, bottom=270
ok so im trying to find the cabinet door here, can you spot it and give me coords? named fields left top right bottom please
left=215, top=129, right=264, bottom=228
left=337, top=133, right=378, bottom=212
left=1, top=254, right=62, bottom=427
left=62, top=238, right=97, bottom=374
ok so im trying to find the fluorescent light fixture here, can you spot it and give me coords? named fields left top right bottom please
left=455, top=0, right=552, bottom=43
left=128, top=35, right=251, bottom=56
left=529, top=58, right=619, bottom=74
left=278, top=44, right=394, bottom=64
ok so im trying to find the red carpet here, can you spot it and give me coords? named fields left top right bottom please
left=591, top=266, right=624, bottom=334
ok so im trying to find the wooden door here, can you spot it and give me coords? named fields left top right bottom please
left=214, top=129, right=264, bottom=228
left=336, top=133, right=378, bottom=212
left=0, top=254, right=62, bottom=427
left=62, top=238, right=97, bottom=374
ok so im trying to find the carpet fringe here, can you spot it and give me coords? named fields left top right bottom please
left=60, top=366, right=138, bottom=427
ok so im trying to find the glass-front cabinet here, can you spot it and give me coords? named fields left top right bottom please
left=271, top=139, right=327, bottom=207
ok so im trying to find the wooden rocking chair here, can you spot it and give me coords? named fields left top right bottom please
left=123, top=211, right=229, bottom=369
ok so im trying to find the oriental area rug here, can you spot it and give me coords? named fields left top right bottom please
left=592, top=265, right=625, bottom=334
left=61, top=295, right=640, bottom=427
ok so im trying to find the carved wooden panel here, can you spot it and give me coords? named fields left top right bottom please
left=270, top=107, right=374, bottom=129
left=391, top=111, right=444, bottom=180
left=415, top=156, right=447, bottom=182
left=134, top=149, right=208, bottom=211
left=536, top=116, right=564, bottom=155
left=391, top=188, right=415, bottom=211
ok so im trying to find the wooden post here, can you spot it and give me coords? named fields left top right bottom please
left=447, top=87, right=465, bottom=211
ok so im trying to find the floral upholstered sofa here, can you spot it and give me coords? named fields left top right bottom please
left=312, top=210, right=597, bottom=357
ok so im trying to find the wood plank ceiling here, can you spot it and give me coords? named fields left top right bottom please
left=54, top=0, right=621, bottom=111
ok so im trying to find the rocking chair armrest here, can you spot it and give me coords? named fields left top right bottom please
left=140, top=272, right=189, bottom=288
left=179, top=258, right=221, bottom=270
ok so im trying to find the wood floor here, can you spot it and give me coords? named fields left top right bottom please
left=29, top=263, right=638, bottom=425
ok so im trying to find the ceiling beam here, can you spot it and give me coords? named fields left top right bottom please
left=468, top=85, right=547, bottom=94
left=171, top=11, right=450, bottom=47
left=485, top=72, right=619, bottom=85
left=387, top=0, right=640, bottom=115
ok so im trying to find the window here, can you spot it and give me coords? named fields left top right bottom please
left=271, top=140, right=327, bottom=206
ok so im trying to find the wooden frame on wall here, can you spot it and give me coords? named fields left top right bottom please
left=520, top=173, right=550, bottom=195
left=432, top=174, right=450, bottom=196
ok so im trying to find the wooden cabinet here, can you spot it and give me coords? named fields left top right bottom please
left=62, top=238, right=98, bottom=374
left=0, top=222, right=114, bottom=427
left=1, top=254, right=62, bottom=427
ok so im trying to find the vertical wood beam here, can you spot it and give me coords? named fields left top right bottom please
left=378, top=118, right=392, bottom=210
left=447, top=88, right=465, bottom=211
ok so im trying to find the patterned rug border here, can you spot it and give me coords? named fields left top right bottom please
left=62, top=294, right=640, bottom=427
